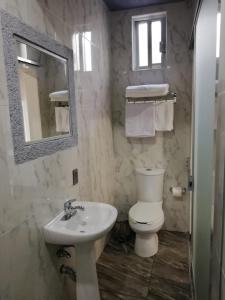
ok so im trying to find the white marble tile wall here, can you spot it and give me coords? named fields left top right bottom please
left=0, top=0, right=115, bottom=299
left=110, top=1, right=193, bottom=231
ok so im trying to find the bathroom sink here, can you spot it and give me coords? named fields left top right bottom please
left=44, top=201, right=117, bottom=300
left=44, top=201, right=118, bottom=245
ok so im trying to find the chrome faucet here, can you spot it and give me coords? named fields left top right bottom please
left=63, top=199, right=84, bottom=220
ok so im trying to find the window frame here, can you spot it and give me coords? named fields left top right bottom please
left=132, top=12, right=167, bottom=71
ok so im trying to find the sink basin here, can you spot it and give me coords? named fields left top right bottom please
left=44, top=201, right=117, bottom=245
left=43, top=201, right=118, bottom=300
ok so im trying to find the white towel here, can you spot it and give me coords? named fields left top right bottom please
left=50, top=90, right=69, bottom=102
left=126, top=84, right=169, bottom=98
left=125, top=102, right=155, bottom=137
left=55, top=107, right=70, bottom=133
left=155, top=102, right=174, bottom=131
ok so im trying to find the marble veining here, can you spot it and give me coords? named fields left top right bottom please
left=110, top=2, right=193, bottom=231
left=0, top=0, right=193, bottom=299
left=0, top=0, right=115, bottom=299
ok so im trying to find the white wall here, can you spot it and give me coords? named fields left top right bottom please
left=110, top=1, right=193, bottom=232
left=0, top=1, right=115, bottom=299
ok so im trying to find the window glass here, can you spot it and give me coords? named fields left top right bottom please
left=138, top=22, right=148, bottom=67
left=132, top=12, right=166, bottom=70
left=216, top=12, right=221, bottom=58
left=151, top=20, right=162, bottom=64
left=82, top=32, right=92, bottom=72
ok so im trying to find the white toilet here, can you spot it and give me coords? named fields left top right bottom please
left=128, top=168, right=165, bottom=257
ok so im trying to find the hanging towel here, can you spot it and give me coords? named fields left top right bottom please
left=155, top=102, right=174, bottom=131
left=125, top=102, right=155, bottom=137
left=55, top=107, right=70, bottom=133
left=126, top=84, right=169, bottom=98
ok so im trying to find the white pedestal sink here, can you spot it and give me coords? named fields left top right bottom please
left=76, top=242, right=100, bottom=300
left=43, top=201, right=118, bottom=300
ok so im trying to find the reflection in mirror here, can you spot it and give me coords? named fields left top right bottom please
left=16, top=37, right=71, bottom=142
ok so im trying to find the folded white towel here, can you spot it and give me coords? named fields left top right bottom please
left=55, top=107, right=70, bottom=133
left=50, top=90, right=69, bottom=102
left=155, top=102, right=174, bottom=131
left=125, top=102, right=155, bottom=137
left=126, top=84, right=169, bottom=98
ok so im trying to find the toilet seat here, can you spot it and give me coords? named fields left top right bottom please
left=129, top=202, right=164, bottom=225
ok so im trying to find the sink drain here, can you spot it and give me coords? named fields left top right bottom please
left=80, top=230, right=85, bottom=233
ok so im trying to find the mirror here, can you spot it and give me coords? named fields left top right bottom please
left=16, top=38, right=70, bottom=142
left=1, top=11, right=77, bottom=164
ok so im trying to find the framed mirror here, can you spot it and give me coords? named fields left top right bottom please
left=0, top=11, right=77, bottom=163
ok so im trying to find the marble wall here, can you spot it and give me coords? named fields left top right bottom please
left=0, top=0, right=115, bottom=299
left=110, top=1, right=193, bottom=232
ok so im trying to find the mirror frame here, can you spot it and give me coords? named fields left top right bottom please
left=0, top=10, right=77, bottom=164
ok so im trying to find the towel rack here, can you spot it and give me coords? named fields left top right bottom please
left=126, top=92, right=176, bottom=104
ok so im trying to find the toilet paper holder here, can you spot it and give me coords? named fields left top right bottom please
left=169, top=187, right=187, bottom=195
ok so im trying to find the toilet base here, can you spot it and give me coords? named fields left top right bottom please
left=134, top=233, right=158, bottom=257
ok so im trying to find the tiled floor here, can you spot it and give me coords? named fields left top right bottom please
left=97, top=231, right=192, bottom=300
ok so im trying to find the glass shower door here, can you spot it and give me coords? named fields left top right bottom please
left=192, top=0, right=218, bottom=299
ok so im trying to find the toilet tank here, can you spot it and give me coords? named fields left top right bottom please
left=136, top=168, right=165, bottom=202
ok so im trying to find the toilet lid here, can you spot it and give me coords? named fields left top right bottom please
left=129, top=202, right=163, bottom=224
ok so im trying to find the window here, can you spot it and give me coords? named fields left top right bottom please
left=72, top=31, right=93, bottom=72
left=82, top=32, right=92, bottom=72
left=216, top=12, right=221, bottom=58
left=132, top=12, right=167, bottom=70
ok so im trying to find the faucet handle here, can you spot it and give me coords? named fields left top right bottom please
left=73, top=205, right=85, bottom=211
left=64, top=199, right=76, bottom=210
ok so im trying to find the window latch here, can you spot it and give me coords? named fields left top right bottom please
left=160, top=41, right=166, bottom=54
left=188, top=175, right=194, bottom=192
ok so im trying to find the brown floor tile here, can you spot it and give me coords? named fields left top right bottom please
left=100, top=289, right=146, bottom=300
left=158, top=231, right=189, bottom=258
left=96, top=230, right=192, bottom=300
left=152, top=232, right=190, bottom=286
left=147, top=275, right=191, bottom=300
left=97, top=242, right=153, bottom=298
